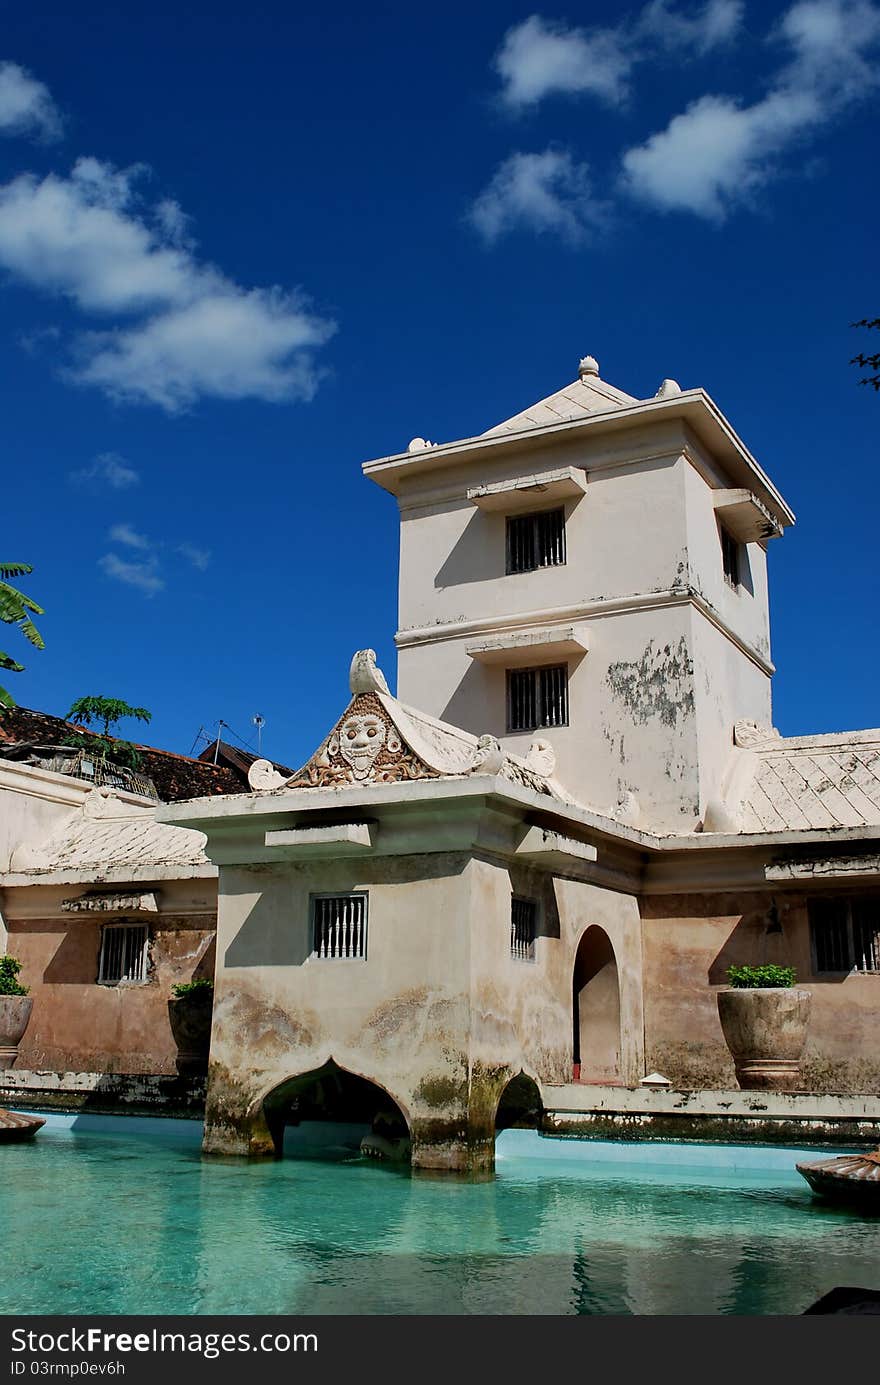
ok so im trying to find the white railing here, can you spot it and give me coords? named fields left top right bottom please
left=313, top=894, right=367, bottom=960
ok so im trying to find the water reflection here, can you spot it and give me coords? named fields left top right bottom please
left=1, top=1125, right=879, bottom=1315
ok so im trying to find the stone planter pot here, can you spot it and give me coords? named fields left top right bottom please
left=717, top=987, right=812, bottom=1091
left=0, top=996, right=33, bottom=1069
left=168, top=992, right=213, bottom=1076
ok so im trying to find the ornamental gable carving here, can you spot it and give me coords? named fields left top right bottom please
left=286, top=693, right=441, bottom=789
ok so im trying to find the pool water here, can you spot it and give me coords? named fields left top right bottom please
left=2, top=1116, right=878, bottom=1315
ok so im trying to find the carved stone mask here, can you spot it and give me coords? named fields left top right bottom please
left=338, top=713, right=387, bottom=779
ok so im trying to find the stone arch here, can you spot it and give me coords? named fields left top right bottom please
left=572, top=925, right=621, bottom=1083
left=494, top=1070, right=543, bottom=1132
left=256, top=1058, right=412, bottom=1160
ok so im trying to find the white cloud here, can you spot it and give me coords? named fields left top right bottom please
left=493, top=4, right=743, bottom=110
left=19, top=323, right=61, bottom=356
left=621, top=0, right=880, bottom=217
left=0, top=157, right=335, bottom=410
left=70, top=451, right=140, bottom=489
left=109, top=522, right=150, bottom=550
left=469, top=150, right=604, bottom=245
left=71, top=285, right=331, bottom=410
left=778, top=0, right=880, bottom=97
left=494, top=15, right=632, bottom=108
left=0, top=160, right=214, bottom=314
left=0, top=61, right=62, bottom=141
left=177, top=542, right=211, bottom=571
left=98, top=552, right=164, bottom=596
left=637, top=0, right=744, bottom=54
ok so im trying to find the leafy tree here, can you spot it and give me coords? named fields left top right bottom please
left=0, top=562, right=45, bottom=710
left=851, top=318, right=880, bottom=390
left=64, top=695, right=152, bottom=770
left=66, top=695, right=152, bottom=736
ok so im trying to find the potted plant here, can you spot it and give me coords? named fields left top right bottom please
left=0, top=955, right=32, bottom=1069
left=168, top=977, right=214, bottom=1076
left=717, top=964, right=811, bottom=1091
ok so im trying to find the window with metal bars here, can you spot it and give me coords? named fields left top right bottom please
left=507, top=664, right=569, bottom=733
left=720, top=525, right=741, bottom=588
left=311, top=893, right=368, bottom=960
left=510, top=896, right=537, bottom=962
left=97, top=923, right=148, bottom=984
left=506, top=508, right=566, bottom=574
left=809, top=897, right=879, bottom=974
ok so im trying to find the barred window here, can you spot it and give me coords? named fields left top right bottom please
left=507, top=664, right=568, bottom=733
left=720, top=525, right=741, bottom=588
left=506, top=508, right=566, bottom=574
left=98, top=923, right=148, bottom=984
left=312, top=893, right=368, bottom=960
left=511, top=897, right=537, bottom=962
left=810, top=898, right=879, bottom=974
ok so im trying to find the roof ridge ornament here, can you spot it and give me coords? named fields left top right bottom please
left=734, top=719, right=781, bottom=749
left=350, top=649, right=391, bottom=696
left=248, top=759, right=288, bottom=792
left=655, top=378, right=681, bottom=398
left=578, top=354, right=599, bottom=379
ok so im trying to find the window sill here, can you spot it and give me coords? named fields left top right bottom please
left=467, top=625, right=588, bottom=666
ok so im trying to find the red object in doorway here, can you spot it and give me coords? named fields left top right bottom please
left=572, top=1062, right=581, bottom=1082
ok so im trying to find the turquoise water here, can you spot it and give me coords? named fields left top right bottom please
left=2, top=1116, right=879, bottom=1315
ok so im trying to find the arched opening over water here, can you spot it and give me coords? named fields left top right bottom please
left=261, top=1059, right=411, bottom=1162
left=495, top=1071, right=543, bottom=1132
left=572, top=926, right=621, bottom=1083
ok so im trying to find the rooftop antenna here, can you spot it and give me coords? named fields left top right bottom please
left=213, top=719, right=228, bottom=765
left=252, top=714, right=265, bottom=756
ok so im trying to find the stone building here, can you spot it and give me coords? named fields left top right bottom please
left=158, top=356, right=879, bottom=1171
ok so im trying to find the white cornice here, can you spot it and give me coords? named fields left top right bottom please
left=395, top=587, right=775, bottom=677
left=363, top=390, right=795, bottom=530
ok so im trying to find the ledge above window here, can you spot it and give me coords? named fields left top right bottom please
left=466, top=625, right=589, bottom=666
left=264, top=822, right=375, bottom=856
left=713, top=488, right=782, bottom=542
left=466, top=466, right=587, bottom=513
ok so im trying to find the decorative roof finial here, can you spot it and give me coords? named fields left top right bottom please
left=349, top=649, right=391, bottom=696
left=655, top=378, right=681, bottom=398
left=578, top=354, right=599, bottom=379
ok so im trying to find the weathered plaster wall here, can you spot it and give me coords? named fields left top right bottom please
left=203, top=846, right=644, bottom=1165
left=0, top=760, right=81, bottom=874
left=681, top=447, right=772, bottom=662
left=400, top=604, right=702, bottom=830
left=397, top=440, right=687, bottom=635
left=689, top=610, right=772, bottom=817
left=9, top=912, right=215, bottom=1073
left=642, top=891, right=880, bottom=1093
left=394, top=426, right=777, bottom=834
left=205, top=853, right=477, bottom=1161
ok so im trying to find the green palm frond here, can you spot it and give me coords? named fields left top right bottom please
left=0, top=562, right=45, bottom=709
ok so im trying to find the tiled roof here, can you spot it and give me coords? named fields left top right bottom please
left=0, top=706, right=244, bottom=800
left=740, top=731, right=880, bottom=834
left=482, top=371, right=637, bottom=437
left=197, top=739, right=294, bottom=779
left=7, top=794, right=210, bottom=876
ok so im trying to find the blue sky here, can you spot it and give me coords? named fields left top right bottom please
left=1, top=0, right=877, bottom=770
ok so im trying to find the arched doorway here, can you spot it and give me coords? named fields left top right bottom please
left=261, top=1059, right=411, bottom=1162
left=494, top=1071, right=543, bottom=1133
left=572, top=926, right=621, bottom=1083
